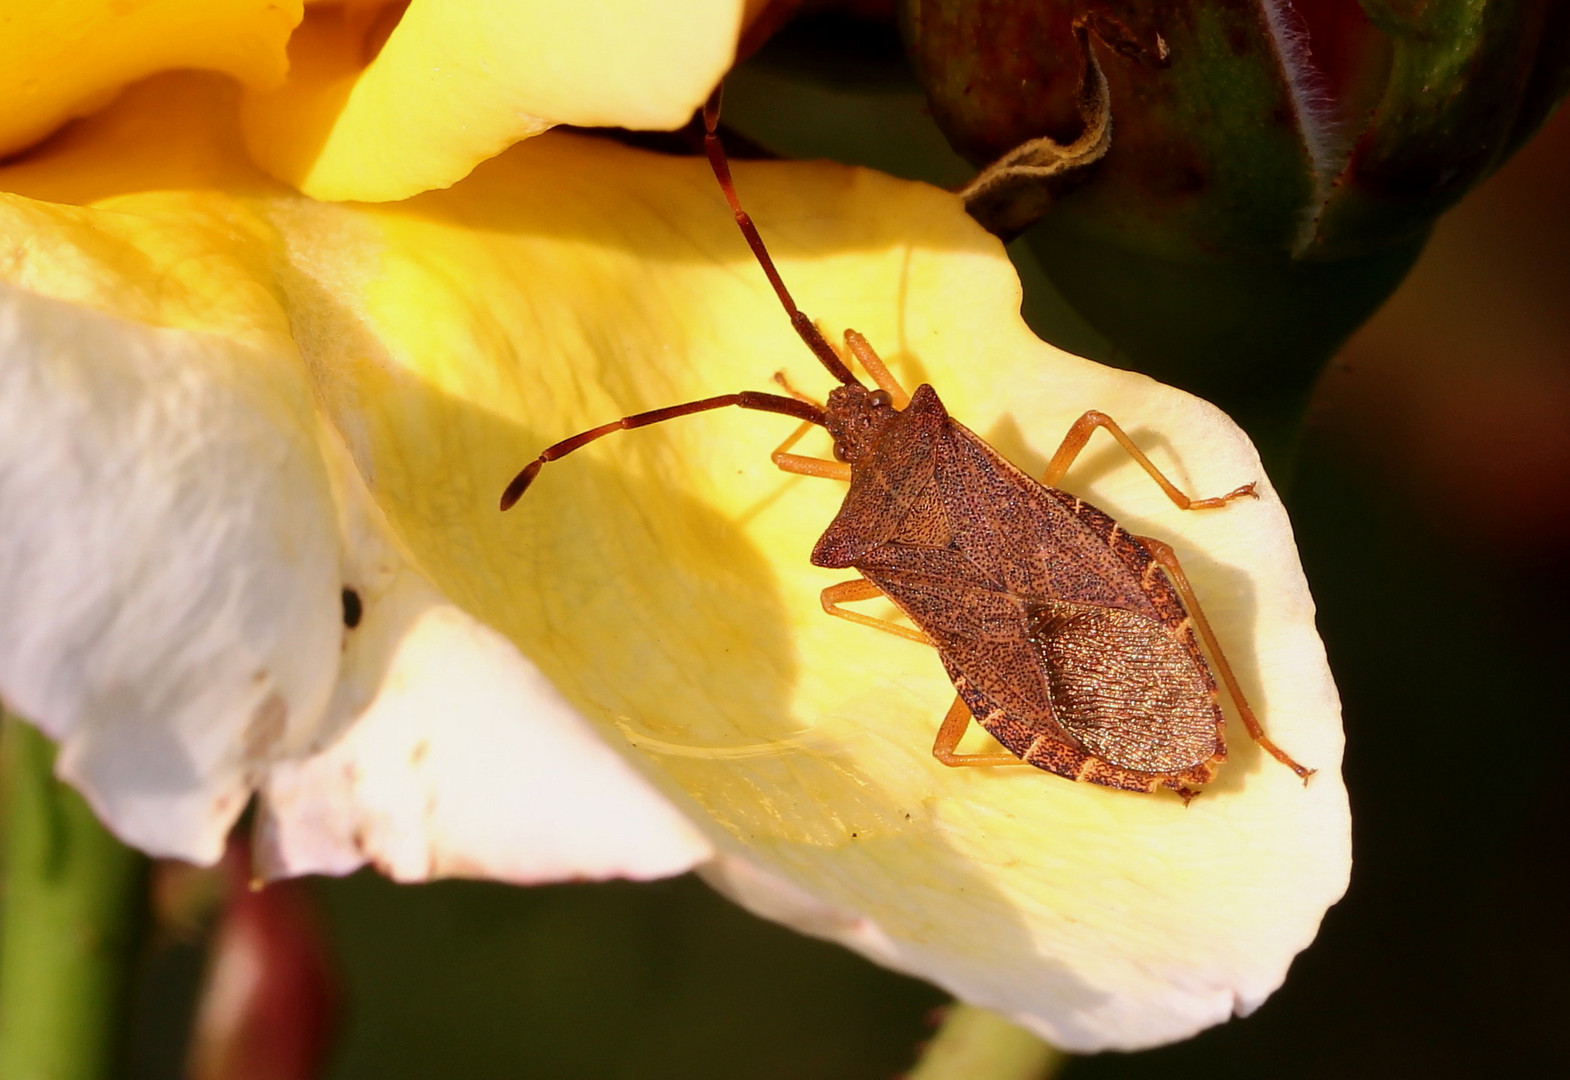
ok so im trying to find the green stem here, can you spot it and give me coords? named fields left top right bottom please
left=908, top=1004, right=1067, bottom=1080
left=0, top=713, right=149, bottom=1080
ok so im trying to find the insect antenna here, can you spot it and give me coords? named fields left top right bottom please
left=500, top=391, right=825, bottom=510
left=500, top=86, right=857, bottom=512
left=702, top=88, right=861, bottom=388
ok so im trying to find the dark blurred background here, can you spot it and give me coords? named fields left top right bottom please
left=127, top=16, right=1570, bottom=1080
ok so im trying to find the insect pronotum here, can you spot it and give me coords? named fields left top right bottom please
left=501, top=90, right=1312, bottom=800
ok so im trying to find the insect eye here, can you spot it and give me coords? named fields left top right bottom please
left=868, top=390, right=892, bottom=408
left=832, top=440, right=850, bottom=462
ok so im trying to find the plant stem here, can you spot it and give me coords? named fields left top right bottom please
left=908, top=1004, right=1066, bottom=1080
left=0, top=714, right=149, bottom=1080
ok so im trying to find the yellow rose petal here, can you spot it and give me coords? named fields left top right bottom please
left=0, top=73, right=712, bottom=880
left=0, top=281, right=341, bottom=862
left=273, top=119, right=1349, bottom=1050
left=241, top=0, right=749, bottom=201
left=0, top=73, right=1349, bottom=1049
left=0, top=0, right=300, bottom=159
left=258, top=432, right=713, bottom=882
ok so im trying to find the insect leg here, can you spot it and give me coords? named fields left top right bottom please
left=932, top=696, right=1025, bottom=767
left=771, top=370, right=821, bottom=406
left=1041, top=411, right=1258, bottom=509
left=773, top=419, right=852, bottom=481
left=842, top=330, right=912, bottom=409
left=820, top=579, right=931, bottom=644
left=1134, top=534, right=1315, bottom=783
left=820, top=584, right=1023, bottom=767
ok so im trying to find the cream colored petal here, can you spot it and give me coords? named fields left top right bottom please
left=257, top=576, right=716, bottom=883
left=0, top=0, right=300, bottom=159
left=1, top=75, right=1348, bottom=1048
left=0, top=284, right=341, bottom=863
left=273, top=132, right=1349, bottom=1049
left=241, top=0, right=749, bottom=201
left=256, top=434, right=714, bottom=882
left=0, top=77, right=712, bottom=883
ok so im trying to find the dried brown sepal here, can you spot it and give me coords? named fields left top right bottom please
left=956, top=18, right=1111, bottom=240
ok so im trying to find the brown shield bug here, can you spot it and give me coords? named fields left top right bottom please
left=500, top=91, right=1312, bottom=800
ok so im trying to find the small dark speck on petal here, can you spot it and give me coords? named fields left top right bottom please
left=342, top=587, right=363, bottom=628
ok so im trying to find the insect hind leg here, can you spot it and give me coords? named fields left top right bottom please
left=1135, top=534, right=1314, bottom=782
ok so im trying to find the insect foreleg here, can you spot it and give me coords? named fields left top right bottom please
left=932, top=696, right=1026, bottom=767
left=820, top=578, right=932, bottom=645
left=1134, top=534, right=1314, bottom=782
left=1042, top=410, right=1258, bottom=509
left=842, top=330, right=912, bottom=409
left=773, top=418, right=852, bottom=481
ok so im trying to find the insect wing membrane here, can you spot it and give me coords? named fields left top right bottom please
left=1029, top=600, right=1221, bottom=773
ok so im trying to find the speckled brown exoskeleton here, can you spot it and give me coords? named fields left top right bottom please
left=500, top=92, right=1312, bottom=800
